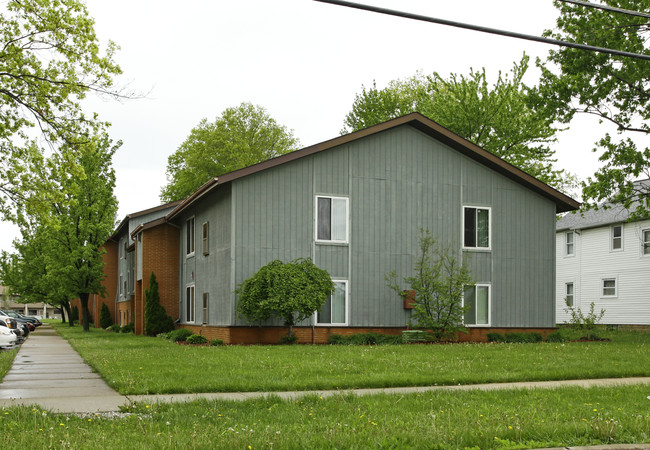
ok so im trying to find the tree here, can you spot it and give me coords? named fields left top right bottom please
left=343, top=56, right=576, bottom=193
left=99, top=302, right=112, bottom=329
left=0, top=0, right=123, bottom=215
left=160, top=102, right=300, bottom=202
left=386, top=230, right=472, bottom=341
left=144, top=272, right=175, bottom=336
left=535, top=0, right=650, bottom=216
left=235, top=258, right=334, bottom=339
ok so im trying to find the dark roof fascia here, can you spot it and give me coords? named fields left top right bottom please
left=110, top=200, right=182, bottom=241
left=130, top=216, right=180, bottom=239
left=166, top=113, right=580, bottom=218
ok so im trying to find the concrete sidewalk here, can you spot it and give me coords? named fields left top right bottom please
left=2, top=324, right=650, bottom=415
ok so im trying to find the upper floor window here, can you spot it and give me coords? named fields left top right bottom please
left=316, top=196, right=348, bottom=243
left=602, top=278, right=617, bottom=298
left=202, top=222, right=209, bottom=256
left=463, top=284, right=490, bottom=325
left=565, top=231, right=574, bottom=256
left=565, top=282, right=574, bottom=307
left=611, top=225, right=622, bottom=251
left=186, top=217, right=195, bottom=256
left=463, top=206, right=490, bottom=250
left=316, top=280, right=347, bottom=325
left=643, top=229, right=650, bottom=256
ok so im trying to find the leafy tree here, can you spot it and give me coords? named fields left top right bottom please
left=343, top=56, right=576, bottom=192
left=235, top=258, right=334, bottom=339
left=386, top=230, right=472, bottom=341
left=99, top=302, right=112, bottom=329
left=160, top=102, right=300, bottom=202
left=535, top=0, right=650, bottom=216
left=0, top=0, right=123, bottom=214
left=144, top=272, right=175, bottom=336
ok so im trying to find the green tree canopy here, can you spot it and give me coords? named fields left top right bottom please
left=235, top=258, right=334, bottom=338
left=0, top=0, right=122, bottom=215
left=343, top=55, right=576, bottom=193
left=535, top=0, right=650, bottom=216
left=160, top=102, right=300, bottom=202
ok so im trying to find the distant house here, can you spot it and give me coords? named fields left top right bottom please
left=556, top=191, right=650, bottom=328
left=148, top=112, right=577, bottom=343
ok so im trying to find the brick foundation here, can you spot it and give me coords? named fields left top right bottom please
left=176, top=325, right=557, bottom=344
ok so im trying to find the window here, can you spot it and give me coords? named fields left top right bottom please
left=565, top=282, right=574, bottom=307
left=317, top=280, right=347, bottom=325
left=611, top=225, right=622, bottom=251
left=202, top=293, right=208, bottom=325
left=565, top=231, right=574, bottom=256
left=643, top=229, right=650, bottom=256
left=186, top=285, right=195, bottom=322
left=119, top=241, right=124, bottom=259
left=602, top=278, right=617, bottom=297
left=186, top=217, right=195, bottom=256
left=202, top=222, right=209, bottom=256
left=463, top=207, right=490, bottom=249
left=119, top=275, right=123, bottom=296
left=464, top=284, right=490, bottom=325
left=316, top=196, right=348, bottom=243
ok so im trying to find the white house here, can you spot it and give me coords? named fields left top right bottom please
left=556, top=199, right=650, bottom=327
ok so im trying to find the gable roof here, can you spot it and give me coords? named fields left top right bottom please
left=110, top=200, right=182, bottom=242
left=167, top=113, right=580, bottom=220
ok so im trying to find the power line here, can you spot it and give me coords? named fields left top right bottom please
left=314, top=0, right=650, bottom=61
left=558, top=0, right=650, bottom=20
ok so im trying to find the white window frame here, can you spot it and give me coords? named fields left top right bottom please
left=186, top=217, right=195, bottom=257
left=565, top=282, right=574, bottom=307
left=315, top=195, right=349, bottom=244
left=601, top=278, right=617, bottom=298
left=185, top=284, right=195, bottom=323
left=202, top=222, right=209, bottom=256
left=642, top=229, right=650, bottom=257
left=462, top=206, right=491, bottom=251
left=565, top=231, right=575, bottom=256
left=611, top=225, right=623, bottom=252
left=462, top=283, right=491, bottom=327
left=314, top=280, right=348, bottom=326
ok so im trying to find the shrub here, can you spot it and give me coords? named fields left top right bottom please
left=168, top=328, right=193, bottom=342
left=210, top=339, right=224, bottom=346
left=280, top=333, right=299, bottom=345
left=327, top=332, right=401, bottom=345
left=564, top=301, right=606, bottom=330
left=186, top=334, right=208, bottom=344
left=106, top=324, right=121, bottom=332
left=120, top=322, right=135, bottom=333
left=504, top=332, right=542, bottom=343
left=156, top=332, right=171, bottom=339
left=327, top=334, right=346, bottom=345
left=70, top=305, right=79, bottom=324
left=402, top=330, right=427, bottom=343
left=486, top=332, right=506, bottom=342
left=144, top=272, right=176, bottom=336
left=99, top=302, right=112, bottom=329
left=545, top=331, right=566, bottom=342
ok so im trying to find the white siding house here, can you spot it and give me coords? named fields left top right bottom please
left=556, top=202, right=650, bottom=326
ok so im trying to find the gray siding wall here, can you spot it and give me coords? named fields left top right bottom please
left=189, top=124, right=557, bottom=328
left=178, top=185, right=232, bottom=325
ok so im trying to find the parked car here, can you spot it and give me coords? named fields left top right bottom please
left=0, top=311, right=23, bottom=343
left=0, top=325, right=18, bottom=348
left=1, top=310, right=42, bottom=327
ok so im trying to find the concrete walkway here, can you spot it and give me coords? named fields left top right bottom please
left=2, top=325, right=650, bottom=415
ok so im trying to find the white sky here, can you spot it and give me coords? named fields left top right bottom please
left=0, top=0, right=620, bottom=253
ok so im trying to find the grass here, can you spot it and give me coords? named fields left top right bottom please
left=0, top=348, right=17, bottom=379
left=51, top=323, right=650, bottom=395
left=1, top=385, right=650, bottom=448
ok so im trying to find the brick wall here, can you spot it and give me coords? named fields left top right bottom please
left=134, top=223, right=180, bottom=335
left=116, top=299, right=134, bottom=326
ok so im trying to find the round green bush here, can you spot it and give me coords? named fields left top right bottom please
left=168, top=328, right=193, bottom=342
left=186, top=334, right=208, bottom=344
left=210, top=338, right=224, bottom=346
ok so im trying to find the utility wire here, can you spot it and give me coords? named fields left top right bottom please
left=314, top=0, right=650, bottom=61
left=558, top=0, right=650, bottom=19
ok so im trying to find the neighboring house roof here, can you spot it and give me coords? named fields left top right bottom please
left=556, top=179, right=650, bottom=231
left=167, top=113, right=580, bottom=221
left=109, top=200, right=182, bottom=241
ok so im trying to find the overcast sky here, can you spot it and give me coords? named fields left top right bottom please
left=0, top=0, right=618, bottom=253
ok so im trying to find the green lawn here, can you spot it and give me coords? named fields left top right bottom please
left=2, top=385, right=650, bottom=448
left=0, top=348, right=17, bottom=379
left=52, top=324, right=650, bottom=395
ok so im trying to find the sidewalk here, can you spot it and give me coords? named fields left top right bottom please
left=2, top=325, right=650, bottom=415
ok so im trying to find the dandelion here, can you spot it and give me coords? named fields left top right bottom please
left=593, top=409, right=598, bottom=412
left=508, top=426, right=512, bottom=429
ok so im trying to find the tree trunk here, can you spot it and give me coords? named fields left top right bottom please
left=79, top=293, right=91, bottom=332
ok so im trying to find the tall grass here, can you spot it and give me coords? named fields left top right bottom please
left=2, top=385, right=650, bottom=448
left=0, top=348, right=17, bottom=380
left=53, top=324, right=650, bottom=395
